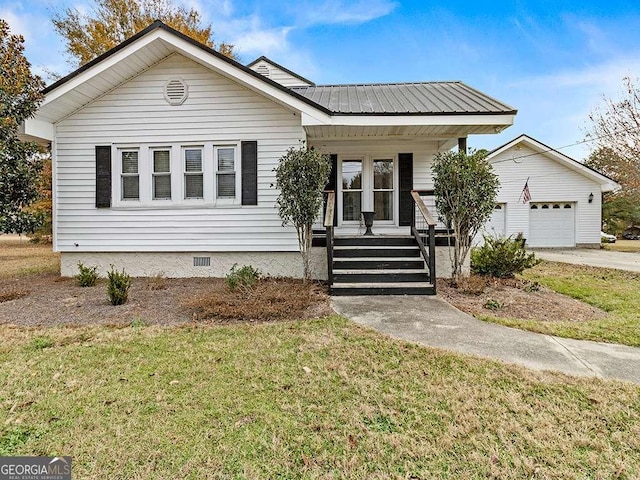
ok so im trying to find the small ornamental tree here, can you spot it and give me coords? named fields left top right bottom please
left=432, top=149, right=500, bottom=283
left=0, top=19, right=46, bottom=235
left=274, top=145, right=330, bottom=282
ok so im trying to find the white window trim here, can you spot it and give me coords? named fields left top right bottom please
left=214, top=144, right=241, bottom=205
left=111, top=141, right=244, bottom=208
left=151, top=147, right=172, bottom=202
left=182, top=145, right=205, bottom=202
left=118, top=147, right=140, bottom=202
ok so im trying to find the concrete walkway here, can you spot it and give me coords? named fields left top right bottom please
left=533, top=248, right=640, bottom=272
left=332, top=295, right=640, bottom=384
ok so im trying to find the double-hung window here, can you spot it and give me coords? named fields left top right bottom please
left=121, top=150, right=139, bottom=200
left=184, top=147, right=204, bottom=199
left=215, top=146, right=237, bottom=199
left=152, top=149, right=171, bottom=200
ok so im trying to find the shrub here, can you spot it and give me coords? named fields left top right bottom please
left=75, top=262, right=98, bottom=287
left=225, top=264, right=260, bottom=291
left=471, top=233, right=539, bottom=278
left=484, top=298, right=503, bottom=311
left=107, top=265, right=132, bottom=306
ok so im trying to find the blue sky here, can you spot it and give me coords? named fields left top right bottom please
left=2, top=0, right=639, bottom=159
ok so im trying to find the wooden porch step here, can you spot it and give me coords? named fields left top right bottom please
left=331, top=282, right=435, bottom=296
left=333, top=246, right=420, bottom=257
left=333, top=269, right=430, bottom=283
left=334, top=236, right=416, bottom=247
left=333, top=258, right=425, bottom=270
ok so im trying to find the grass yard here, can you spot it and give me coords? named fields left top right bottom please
left=476, top=262, right=640, bottom=346
left=1, top=318, right=639, bottom=479
left=0, top=239, right=59, bottom=278
left=603, top=239, right=640, bottom=253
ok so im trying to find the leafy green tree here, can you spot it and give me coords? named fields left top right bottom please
left=0, top=19, right=46, bottom=235
left=52, top=0, right=237, bottom=67
left=274, top=145, right=330, bottom=281
left=432, top=149, right=500, bottom=282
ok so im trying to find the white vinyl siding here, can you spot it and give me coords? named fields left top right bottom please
left=489, top=145, right=602, bottom=246
left=55, top=53, right=306, bottom=253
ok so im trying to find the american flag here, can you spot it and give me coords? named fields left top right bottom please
left=521, top=180, right=531, bottom=204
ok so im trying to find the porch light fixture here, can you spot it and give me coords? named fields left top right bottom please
left=588, top=193, right=594, bottom=203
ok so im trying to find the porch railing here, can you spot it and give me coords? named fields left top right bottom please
left=410, top=190, right=437, bottom=290
left=324, top=190, right=335, bottom=287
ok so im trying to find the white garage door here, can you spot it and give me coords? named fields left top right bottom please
left=474, top=204, right=506, bottom=245
left=485, top=204, right=506, bottom=237
left=529, top=203, right=575, bottom=247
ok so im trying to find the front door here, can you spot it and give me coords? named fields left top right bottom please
left=339, top=156, right=396, bottom=226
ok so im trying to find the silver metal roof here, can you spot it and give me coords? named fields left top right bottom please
left=291, top=81, right=516, bottom=115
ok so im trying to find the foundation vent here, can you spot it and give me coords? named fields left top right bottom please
left=164, top=78, right=188, bottom=105
left=193, top=256, right=211, bottom=267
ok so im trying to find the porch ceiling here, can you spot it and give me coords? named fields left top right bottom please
left=304, top=124, right=506, bottom=140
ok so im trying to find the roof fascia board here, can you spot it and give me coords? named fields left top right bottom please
left=20, top=118, right=54, bottom=141
left=487, top=135, right=620, bottom=190
left=302, top=113, right=515, bottom=127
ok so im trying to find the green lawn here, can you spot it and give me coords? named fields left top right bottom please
left=479, top=262, right=640, bottom=346
left=1, top=318, right=639, bottom=479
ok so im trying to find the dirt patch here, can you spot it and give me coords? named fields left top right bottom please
left=0, top=274, right=332, bottom=327
left=438, top=276, right=608, bottom=323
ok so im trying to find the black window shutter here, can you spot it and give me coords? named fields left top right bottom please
left=95, top=146, right=112, bottom=208
left=398, top=153, right=413, bottom=226
left=324, top=154, right=338, bottom=226
left=241, top=141, right=258, bottom=205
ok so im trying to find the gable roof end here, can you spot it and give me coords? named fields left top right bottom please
left=485, top=134, right=620, bottom=192
left=247, top=55, right=315, bottom=86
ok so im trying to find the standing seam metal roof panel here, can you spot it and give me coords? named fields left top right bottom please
left=290, top=82, right=516, bottom=115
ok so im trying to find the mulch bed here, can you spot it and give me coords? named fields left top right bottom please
left=0, top=274, right=332, bottom=327
left=438, top=275, right=609, bottom=323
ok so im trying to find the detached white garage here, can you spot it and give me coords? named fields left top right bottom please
left=484, top=135, right=619, bottom=248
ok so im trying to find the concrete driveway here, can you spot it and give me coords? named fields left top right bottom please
left=332, top=295, right=640, bottom=384
left=532, top=248, right=640, bottom=272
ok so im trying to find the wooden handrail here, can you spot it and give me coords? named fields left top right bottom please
left=324, top=190, right=335, bottom=287
left=411, top=190, right=436, bottom=226
left=324, top=190, right=335, bottom=227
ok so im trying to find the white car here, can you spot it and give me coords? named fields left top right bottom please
left=601, top=231, right=617, bottom=243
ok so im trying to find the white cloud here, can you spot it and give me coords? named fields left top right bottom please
left=296, top=0, right=398, bottom=26
left=0, top=8, right=34, bottom=40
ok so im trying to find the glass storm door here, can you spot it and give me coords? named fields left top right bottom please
left=373, top=159, right=394, bottom=221
left=342, top=159, right=363, bottom=222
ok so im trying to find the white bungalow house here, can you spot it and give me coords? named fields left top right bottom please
left=23, top=21, right=520, bottom=295
left=478, top=135, right=619, bottom=248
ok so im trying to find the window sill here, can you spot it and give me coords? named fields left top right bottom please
left=109, top=202, right=244, bottom=211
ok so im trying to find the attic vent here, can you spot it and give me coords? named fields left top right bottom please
left=193, top=256, right=211, bottom=267
left=164, top=78, right=188, bottom=105
left=255, top=65, right=270, bottom=77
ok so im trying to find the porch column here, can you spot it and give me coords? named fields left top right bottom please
left=458, top=137, right=467, bottom=154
